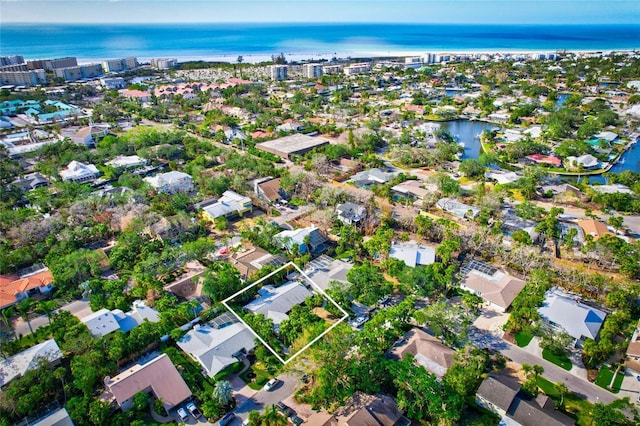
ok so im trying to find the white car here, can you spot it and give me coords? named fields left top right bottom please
left=186, top=401, right=202, bottom=419
left=263, top=378, right=279, bottom=391
left=177, top=407, right=189, bottom=422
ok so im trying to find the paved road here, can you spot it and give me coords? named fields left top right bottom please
left=231, top=373, right=300, bottom=424
left=469, top=327, right=618, bottom=404
left=12, top=299, right=91, bottom=338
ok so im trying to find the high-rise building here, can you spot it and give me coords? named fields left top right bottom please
left=0, top=56, right=25, bottom=66
left=0, top=69, right=47, bottom=86
left=150, top=58, right=178, bottom=70
left=102, top=57, right=138, bottom=73
left=54, top=64, right=103, bottom=82
left=302, top=63, right=323, bottom=79
left=27, top=57, right=78, bottom=71
left=270, top=65, right=288, bottom=81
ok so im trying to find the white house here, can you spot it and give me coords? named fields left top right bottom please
left=177, top=315, right=256, bottom=377
left=244, top=281, right=314, bottom=328
left=0, top=339, right=63, bottom=388
left=144, top=171, right=194, bottom=193
left=389, top=241, right=436, bottom=268
left=105, top=155, right=147, bottom=170
left=59, top=161, right=100, bottom=183
left=538, top=288, right=606, bottom=342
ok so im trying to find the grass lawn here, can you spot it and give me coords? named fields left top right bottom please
left=240, top=362, right=272, bottom=391
left=595, top=365, right=624, bottom=393
left=542, top=348, right=572, bottom=370
left=514, top=329, right=535, bottom=347
left=536, top=377, right=593, bottom=426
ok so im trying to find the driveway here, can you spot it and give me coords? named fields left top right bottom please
left=473, top=307, right=509, bottom=334
left=231, top=373, right=301, bottom=423
left=12, top=299, right=92, bottom=337
left=469, top=327, right=618, bottom=404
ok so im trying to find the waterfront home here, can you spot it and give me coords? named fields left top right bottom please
left=566, top=154, right=600, bottom=170
left=525, top=154, right=562, bottom=167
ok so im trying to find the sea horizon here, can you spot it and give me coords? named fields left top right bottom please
left=1, top=23, right=639, bottom=64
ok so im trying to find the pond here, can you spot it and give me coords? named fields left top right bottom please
left=437, top=120, right=499, bottom=160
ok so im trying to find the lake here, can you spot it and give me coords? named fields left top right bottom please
left=438, top=120, right=499, bottom=160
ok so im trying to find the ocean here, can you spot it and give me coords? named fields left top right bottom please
left=1, top=23, right=639, bottom=63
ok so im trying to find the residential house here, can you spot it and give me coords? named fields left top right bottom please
left=201, top=190, right=252, bottom=222
left=0, top=339, right=63, bottom=388
left=351, top=168, right=393, bottom=187
left=255, top=133, right=329, bottom=160
left=500, top=208, right=538, bottom=240
left=0, top=266, right=55, bottom=309
left=389, top=241, right=436, bottom=268
left=566, top=154, right=600, bottom=170
left=243, top=281, right=314, bottom=328
left=476, top=371, right=575, bottom=426
left=302, top=255, right=353, bottom=291
left=254, top=177, right=286, bottom=204
left=177, top=313, right=256, bottom=377
left=31, top=407, right=74, bottom=426
left=625, top=320, right=640, bottom=374
left=336, top=202, right=366, bottom=225
left=59, top=161, right=100, bottom=183
left=144, top=171, right=194, bottom=194
left=11, top=172, right=50, bottom=192
left=525, top=154, right=562, bottom=167
left=81, top=301, right=160, bottom=337
left=71, top=125, right=109, bottom=147
left=102, top=353, right=192, bottom=412
left=460, top=260, right=526, bottom=312
left=538, top=182, right=582, bottom=198
left=163, top=261, right=206, bottom=299
left=577, top=219, right=612, bottom=241
left=118, top=89, right=151, bottom=102
left=306, top=392, right=410, bottom=426
left=391, top=180, right=438, bottom=202
left=387, top=328, right=455, bottom=380
left=105, top=155, right=147, bottom=170
left=484, top=169, right=520, bottom=185
left=590, top=184, right=634, bottom=195
left=436, top=198, right=480, bottom=220
left=538, top=288, right=606, bottom=342
left=229, top=246, right=287, bottom=280
left=274, top=225, right=329, bottom=256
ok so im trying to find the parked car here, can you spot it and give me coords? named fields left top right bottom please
left=290, top=414, right=304, bottom=425
left=177, top=407, right=189, bottom=422
left=219, top=412, right=236, bottom=426
left=276, top=401, right=293, bottom=416
left=186, top=401, right=202, bottom=419
left=263, top=378, right=279, bottom=391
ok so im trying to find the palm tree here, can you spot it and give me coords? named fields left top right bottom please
left=38, top=300, right=57, bottom=324
left=556, top=382, right=569, bottom=406
left=1, top=306, right=16, bottom=336
left=212, top=380, right=233, bottom=406
left=248, top=405, right=287, bottom=426
left=54, top=367, right=67, bottom=404
left=17, top=298, right=34, bottom=334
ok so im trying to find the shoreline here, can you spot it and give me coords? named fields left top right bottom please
left=74, top=48, right=640, bottom=65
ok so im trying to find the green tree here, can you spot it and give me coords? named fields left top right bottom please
left=38, top=300, right=57, bottom=324
left=133, top=391, right=150, bottom=411
left=212, top=380, right=234, bottom=406
left=202, top=262, right=243, bottom=303
left=17, top=298, right=34, bottom=334
left=458, top=159, right=485, bottom=178
left=248, top=405, right=288, bottom=426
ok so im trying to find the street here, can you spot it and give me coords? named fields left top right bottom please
left=231, top=373, right=300, bottom=424
left=12, top=299, right=92, bottom=338
left=469, top=326, right=618, bottom=404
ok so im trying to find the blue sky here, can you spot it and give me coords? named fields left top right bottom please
left=2, top=0, right=639, bottom=24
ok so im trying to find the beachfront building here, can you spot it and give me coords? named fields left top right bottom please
left=344, top=62, right=371, bottom=75
left=303, top=63, right=323, bottom=78
left=53, top=64, right=103, bottom=82
left=0, top=69, right=47, bottom=86
left=102, top=57, right=138, bottom=73
left=150, top=58, right=178, bottom=70
left=270, top=65, right=288, bottom=81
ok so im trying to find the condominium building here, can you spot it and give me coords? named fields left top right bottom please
left=343, top=62, right=371, bottom=75
left=150, top=58, right=178, bottom=70
left=270, top=65, right=288, bottom=81
left=102, top=57, right=138, bottom=73
left=302, top=63, right=323, bottom=79
left=54, top=64, right=103, bottom=82
left=0, top=69, right=47, bottom=86
left=28, top=57, right=78, bottom=71
left=0, top=55, right=25, bottom=66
